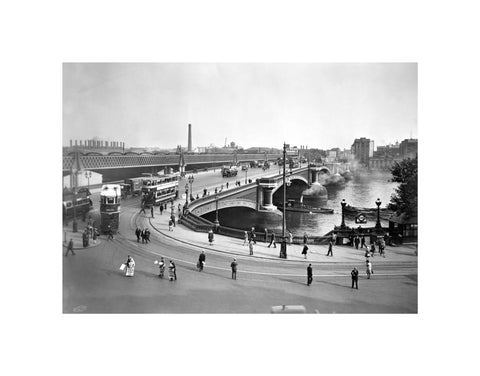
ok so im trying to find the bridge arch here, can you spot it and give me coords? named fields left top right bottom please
left=271, top=175, right=309, bottom=195
left=190, top=199, right=257, bottom=217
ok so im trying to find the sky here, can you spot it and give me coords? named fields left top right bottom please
left=63, top=63, right=417, bottom=150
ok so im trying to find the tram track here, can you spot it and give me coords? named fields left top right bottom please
left=110, top=205, right=417, bottom=280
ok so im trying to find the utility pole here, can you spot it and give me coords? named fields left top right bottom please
left=280, top=142, right=287, bottom=258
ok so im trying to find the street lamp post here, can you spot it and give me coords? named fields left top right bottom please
left=185, top=183, right=189, bottom=205
left=71, top=168, right=78, bottom=233
left=340, top=199, right=347, bottom=229
left=245, top=168, right=248, bottom=184
left=188, top=175, right=194, bottom=200
left=375, top=198, right=382, bottom=229
left=84, top=171, right=92, bottom=190
left=214, top=193, right=220, bottom=231
left=280, top=142, right=288, bottom=259
left=170, top=201, right=174, bottom=217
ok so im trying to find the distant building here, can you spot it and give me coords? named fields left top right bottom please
left=337, top=149, right=353, bottom=162
left=64, top=139, right=125, bottom=154
left=351, top=137, right=374, bottom=166
left=399, top=138, right=418, bottom=159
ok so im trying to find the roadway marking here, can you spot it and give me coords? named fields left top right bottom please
left=132, top=245, right=416, bottom=278
left=122, top=208, right=417, bottom=278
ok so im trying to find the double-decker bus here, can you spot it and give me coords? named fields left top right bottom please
left=100, top=184, right=121, bottom=233
left=141, top=173, right=180, bottom=207
left=63, top=188, right=92, bottom=220
left=123, top=177, right=143, bottom=197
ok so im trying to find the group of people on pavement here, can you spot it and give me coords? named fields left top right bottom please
left=135, top=227, right=151, bottom=243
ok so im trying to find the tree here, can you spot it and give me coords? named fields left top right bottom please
left=388, top=156, right=417, bottom=217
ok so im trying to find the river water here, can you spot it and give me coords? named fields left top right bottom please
left=206, top=171, right=399, bottom=236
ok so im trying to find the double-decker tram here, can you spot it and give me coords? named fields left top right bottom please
left=63, top=187, right=92, bottom=220
left=100, top=184, right=121, bottom=233
left=141, top=172, right=180, bottom=207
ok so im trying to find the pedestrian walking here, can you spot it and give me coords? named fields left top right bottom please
left=65, top=238, right=75, bottom=256
left=288, top=231, right=293, bottom=244
left=151, top=206, right=154, bottom=218
left=243, top=231, right=248, bottom=246
left=141, top=228, right=146, bottom=243
left=140, top=202, right=146, bottom=214
left=171, top=214, right=176, bottom=227
left=366, top=259, right=373, bottom=279
left=82, top=229, right=89, bottom=247
left=364, top=249, right=371, bottom=260
left=107, top=225, right=114, bottom=240
left=231, top=258, right=237, bottom=280
left=268, top=232, right=276, bottom=248
left=208, top=229, right=214, bottom=245
left=168, top=219, right=173, bottom=231
left=351, top=267, right=359, bottom=289
left=354, top=236, right=360, bottom=250
left=160, top=203, right=164, bottom=215
left=302, top=244, right=308, bottom=259
left=249, top=240, right=254, bottom=255
left=135, top=227, right=141, bottom=242
left=157, top=257, right=166, bottom=278
left=307, top=264, right=313, bottom=286
left=145, top=228, right=150, bottom=243
left=168, top=260, right=176, bottom=281
left=198, top=251, right=206, bottom=271
left=360, top=235, right=366, bottom=249
left=226, top=182, right=229, bottom=189
left=370, top=243, right=375, bottom=257
left=250, top=227, right=256, bottom=244
left=124, top=255, right=135, bottom=277
left=92, top=227, right=97, bottom=244
left=326, top=240, right=333, bottom=256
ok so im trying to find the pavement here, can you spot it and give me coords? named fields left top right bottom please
left=62, top=220, right=102, bottom=251
left=139, top=199, right=418, bottom=265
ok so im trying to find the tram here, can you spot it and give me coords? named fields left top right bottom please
left=141, top=172, right=180, bottom=207
left=100, top=184, right=121, bottom=233
left=62, top=188, right=92, bottom=220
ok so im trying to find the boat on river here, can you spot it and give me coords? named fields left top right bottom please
left=276, top=200, right=334, bottom=214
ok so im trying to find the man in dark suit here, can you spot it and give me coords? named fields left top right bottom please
left=307, top=264, right=313, bottom=286
left=351, top=267, right=359, bottom=289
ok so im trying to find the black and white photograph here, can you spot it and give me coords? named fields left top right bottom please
left=62, top=63, right=418, bottom=314
left=4, top=1, right=479, bottom=375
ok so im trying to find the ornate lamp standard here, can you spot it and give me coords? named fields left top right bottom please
left=84, top=170, right=92, bottom=190
left=185, top=183, right=189, bottom=205
left=214, top=192, right=220, bottom=231
left=188, top=175, right=195, bottom=200
left=280, top=142, right=289, bottom=259
left=340, top=199, right=347, bottom=229
left=375, top=198, right=382, bottom=229
left=71, top=168, right=78, bottom=233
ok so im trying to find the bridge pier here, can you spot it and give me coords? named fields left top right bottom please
left=258, top=178, right=277, bottom=211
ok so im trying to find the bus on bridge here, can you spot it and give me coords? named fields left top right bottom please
left=141, top=172, right=180, bottom=207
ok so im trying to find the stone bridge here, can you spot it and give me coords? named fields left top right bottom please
left=187, top=163, right=350, bottom=217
